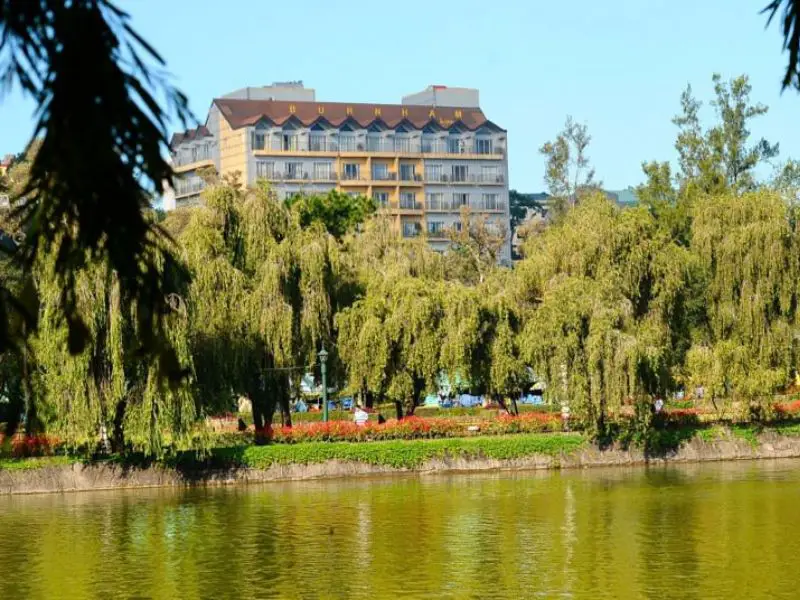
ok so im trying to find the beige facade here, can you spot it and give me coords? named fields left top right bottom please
left=167, top=83, right=511, bottom=261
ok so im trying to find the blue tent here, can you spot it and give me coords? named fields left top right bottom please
left=424, top=394, right=440, bottom=407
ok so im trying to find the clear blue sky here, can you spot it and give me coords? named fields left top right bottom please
left=0, top=0, right=797, bottom=192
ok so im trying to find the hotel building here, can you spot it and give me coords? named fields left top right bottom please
left=166, top=82, right=510, bottom=261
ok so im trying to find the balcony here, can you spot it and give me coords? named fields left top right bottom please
left=266, top=170, right=338, bottom=182
left=252, top=134, right=506, bottom=157
left=399, top=199, right=424, bottom=212
left=172, top=148, right=214, bottom=171
left=425, top=173, right=506, bottom=185
left=470, top=200, right=507, bottom=212
left=175, top=180, right=206, bottom=197
left=371, top=171, right=397, bottom=182
left=402, top=223, right=422, bottom=238
left=426, top=198, right=464, bottom=211
left=399, top=172, right=423, bottom=185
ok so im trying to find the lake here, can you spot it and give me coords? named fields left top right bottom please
left=2, top=460, right=800, bottom=599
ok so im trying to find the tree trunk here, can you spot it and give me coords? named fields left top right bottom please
left=279, top=385, right=293, bottom=429
left=510, top=396, right=520, bottom=416
left=112, top=398, right=127, bottom=453
left=496, top=395, right=510, bottom=414
left=394, top=400, right=404, bottom=420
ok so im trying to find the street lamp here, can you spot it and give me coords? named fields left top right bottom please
left=318, top=346, right=329, bottom=423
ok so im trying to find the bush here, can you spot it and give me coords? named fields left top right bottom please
left=265, top=413, right=563, bottom=444
left=218, top=433, right=587, bottom=470
left=0, top=434, right=59, bottom=458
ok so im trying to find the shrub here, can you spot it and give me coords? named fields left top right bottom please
left=0, top=434, right=59, bottom=458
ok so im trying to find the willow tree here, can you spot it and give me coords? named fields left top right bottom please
left=687, top=189, right=799, bottom=412
left=30, top=238, right=196, bottom=456
left=336, top=219, right=447, bottom=416
left=177, top=180, right=341, bottom=429
left=516, top=193, right=693, bottom=433
left=336, top=274, right=444, bottom=418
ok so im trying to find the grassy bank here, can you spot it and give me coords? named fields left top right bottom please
left=6, top=422, right=800, bottom=475
left=210, top=433, right=586, bottom=470
left=0, top=433, right=587, bottom=472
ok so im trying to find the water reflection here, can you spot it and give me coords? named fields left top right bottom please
left=3, top=461, right=800, bottom=599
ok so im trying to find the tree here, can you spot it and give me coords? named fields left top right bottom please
left=443, top=208, right=508, bottom=284
left=178, top=181, right=343, bottom=431
left=672, top=75, right=778, bottom=196
left=539, top=116, right=598, bottom=216
left=772, top=158, right=800, bottom=204
left=285, top=190, right=376, bottom=240
left=763, top=0, right=800, bottom=91
left=0, top=0, right=191, bottom=385
left=687, top=189, right=799, bottom=413
left=516, top=193, right=693, bottom=433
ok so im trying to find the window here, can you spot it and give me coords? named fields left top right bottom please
left=282, top=134, right=300, bottom=151
left=402, top=221, right=420, bottom=237
left=426, top=192, right=444, bottom=210
left=448, top=136, right=463, bottom=154
left=482, top=193, right=499, bottom=210
left=453, top=192, right=469, bottom=207
left=372, top=163, right=389, bottom=180
left=286, top=162, right=303, bottom=179
left=475, top=138, right=493, bottom=154
left=256, top=161, right=275, bottom=179
left=367, top=134, right=384, bottom=152
left=252, top=131, right=266, bottom=150
left=309, top=134, right=327, bottom=151
left=400, top=192, right=417, bottom=209
left=372, top=191, right=389, bottom=207
left=343, top=163, right=360, bottom=180
left=395, top=136, right=412, bottom=153
left=399, top=163, right=416, bottom=181
left=427, top=221, right=445, bottom=236
left=421, top=135, right=439, bottom=153
left=425, top=164, right=443, bottom=182
left=339, top=134, right=357, bottom=151
left=481, top=165, right=500, bottom=182
left=451, top=165, right=468, bottom=182
left=313, top=162, right=331, bottom=180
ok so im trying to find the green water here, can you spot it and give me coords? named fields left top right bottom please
left=3, top=460, right=800, bottom=599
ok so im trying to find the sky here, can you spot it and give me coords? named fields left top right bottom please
left=0, top=0, right=798, bottom=193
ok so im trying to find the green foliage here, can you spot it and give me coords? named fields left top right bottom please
left=539, top=116, right=598, bottom=217
left=672, top=74, right=777, bottom=196
left=0, top=0, right=192, bottom=385
left=285, top=190, right=376, bottom=239
left=0, top=456, right=75, bottom=471
left=763, top=0, right=800, bottom=91
left=217, top=433, right=586, bottom=470
left=517, top=193, right=693, bottom=433
left=687, top=190, right=799, bottom=406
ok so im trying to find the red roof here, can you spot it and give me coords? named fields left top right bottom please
left=170, top=126, right=212, bottom=148
left=213, top=98, right=502, bottom=132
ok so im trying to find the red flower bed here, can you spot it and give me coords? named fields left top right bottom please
left=663, top=408, right=704, bottom=426
left=773, top=400, right=800, bottom=418
left=265, top=413, right=562, bottom=444
left=0, top=434, right=59, bottom=458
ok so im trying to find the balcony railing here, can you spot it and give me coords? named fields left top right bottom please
left=470, top=200, right=506, bottom=211
left=399, top=200, right=423, bottom=210
left=399, top=172, right=423, bottom=182
left=424, top=173, right=505, bottom=184
left=264, top=170, right=338, bottom=182
left=173, top=148, right=214, bottom=167
left=175, top=180, right=206, bottom=196
left=427, top=198, right=463, bottom=211
left=371, top=171, right=397, bottom=181
left=253, top=135, right=505, bottom=156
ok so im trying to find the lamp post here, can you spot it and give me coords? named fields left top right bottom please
left=319, top=346, right=329, bottom=423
